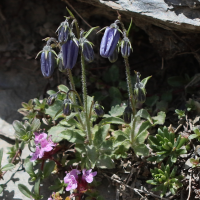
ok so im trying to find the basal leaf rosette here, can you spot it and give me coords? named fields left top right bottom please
left=148, top=126, right=188, bottom=163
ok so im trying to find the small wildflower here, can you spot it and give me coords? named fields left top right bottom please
left=30, top=132, right=56, bottom=162
left=64, top=169, right=80, bottom=191
left=82, top=169, right=97, bottom=183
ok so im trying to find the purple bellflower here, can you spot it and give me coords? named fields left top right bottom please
left=108, top=46, right=118, bottom=63
left=121, top=36, right=132, bottom=58
left=62, top=37, right=79, bottom=69
left=100, top=21, right=120, bottom=58
left=56, top=20, right=70, bottom=44
left=40, top=45, right=56, bottom=78
left=30, top=132, right=56, bottom=162
left=82, top=41, right=94, bottom=63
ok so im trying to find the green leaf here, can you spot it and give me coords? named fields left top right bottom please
left=156, top=100, right=168, bottom=112
left=168, top=76, right=186, bottom=87
left=188, top=134, right=198, bottom=140
left=31, top=119, right=41, bottom=132
left=145, top=95, right=159, bottom=107
left=135, top=130, right=148, bottom=144
left=86, top=145, right=98, bottom=168
left=24, top=160, right=35, bottom=177
left=47, top=90, right=56, bottom=95
left=34, top=178, right=40, bottom=196
left=43, top=161, right=55, bottom=178
left=96, top=155, right=115, bottom=169
left=152, top=111, right=166, bottom=125
left=0, top=185, right=3, bottom=194
left=1, top=163, right=15, bottom=171
left=114, top=135, right=129, bottom=148
left=18, top=184, right=35, bottom=198
left=13, top=120, right=24, bottom=133
left=58, top=84, right=69, bottom=93
left=87, top=95, right=94, bottom=117
left=146, top=180, right=157, bottom=185
left=60, top=129, right=85, bottom=144
left=93, top=124, right=110, bottom=148
left=45, top=100, right=63, bottom=119
left=0, top=148, right=3, bottom=168
left=108, top=104, right=126, bottom=117
left=48, top=126, right=66, bottom=143
left=84, top=26, right=99, bottom=39
left=137, top=109, right=153, bottom=124
left=141, top=76, right=151, bottom=87
left=133, top=144, right=149, bottom=156
left=127, top=18, right=132, bottom=36
left=100, top=117, right=124, bottom=125
left=109, top=86, right=121, bottom=99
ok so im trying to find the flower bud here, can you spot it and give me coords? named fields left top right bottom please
left=94, top=103, right=104, bottom=117
left=63, top=99, right=72, bottom=116
left=108, top=46, right=118, bottom=63
left=123, top=105, right=132, bottom=124
left=100, top=22, right=120, bottom=58
left=57, top=52, right=65, bottom=72
left=40, top=46, right=56, bottom=78
left=82, top=41, right=94, bottom=63
left=56, top=20, right=70, bottom=44
left=134, top=72, right=146, bottom=103
left=62, top=38, right=79, bottom=70
left=121, top=37, right=132, bottom=58
left=47, top=94, right=57, bottom=106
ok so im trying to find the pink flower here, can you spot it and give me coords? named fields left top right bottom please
left=30, top=132, right=56, bottom=162
left=82, top=169, right=97, bottom=183
left=64, top=169, right=80, bottom=191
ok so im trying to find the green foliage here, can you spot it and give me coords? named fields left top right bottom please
left=147, top=164, right=183, bottom=197
left=148, top=126, right=188, bottom=163
left=188, top=126, right=200, bottom=141
left=175, top=109, right=185, bottom=119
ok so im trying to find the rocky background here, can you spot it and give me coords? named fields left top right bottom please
left=0, top=0, right=200, bottom=199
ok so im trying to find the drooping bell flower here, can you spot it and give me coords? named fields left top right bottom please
left=108, top=46, right=118, bottom=63
left=94, top=102, right=104, bottom=117
left=57, top=51, right=65, bottom=72
left=121, top=36, right=132, bottom=58
left=47, top=93, right=57, bottom=106
left=56, top=19, right=70, bottom=44
left=63, top=98, right=72, bottom=116
left=62, top=36, right=79, bottom=69
left=134, top=72, right=146, bottom=103
left=40, top=45, right=56, bottom=78
left=123, top=103, right=132, bottom=124
left=82, top=40, right=94, bottom=63
left=100, top=21, right=120, bottom=58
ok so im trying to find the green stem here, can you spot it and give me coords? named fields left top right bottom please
left=124, top=57, right=136, bottom=115
left=66, top=68, right=84, bottom=127
left=81, top=52, right=92, bottom=144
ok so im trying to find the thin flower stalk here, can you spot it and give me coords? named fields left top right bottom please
left=81, top=52, right=92, bottom=144
left=66, top=68, right=84, bottom=128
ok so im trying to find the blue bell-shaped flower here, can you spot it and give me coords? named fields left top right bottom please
left=56, top=20, right=70, bottom=44
left=100, top=21, right=120, bottom=58
left=108, top=46, right=118, bottom=63
left=82, top=40, right=94, bottom=63
left=121, top=36, right=132, bottom=58
left=62, top=37, right=79, bottom=70
left=63, top=98, right=72, bottom=116
left=40, top=45, right=56, bottom=78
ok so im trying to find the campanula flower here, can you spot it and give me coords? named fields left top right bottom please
left=30, top=132, right=56, bottom=162
left=82, top=169, right=97, bottom=183
left=108, top=46, right=118, bottom=63
left=94, top=103, right=104, bottom=117
left=134, top=72, right=146, bottom=103
left=62, top=37, right=79, bottom=69
left=56, top=20, right=70, bottom=44
left=40, top=45, right=56, bottom=78
left=57, top=51, right=66, bottom=72
left=47, top=93, right=57, bottom=106
left=100, top=21, right=120, bottom=58
left=123, top=104, right=132, bottom=124
left=63, top=98, right=72, bottom=116
left=121, top=36, right=132, bottom=58
left=82, top=41, right=94, bottom=63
